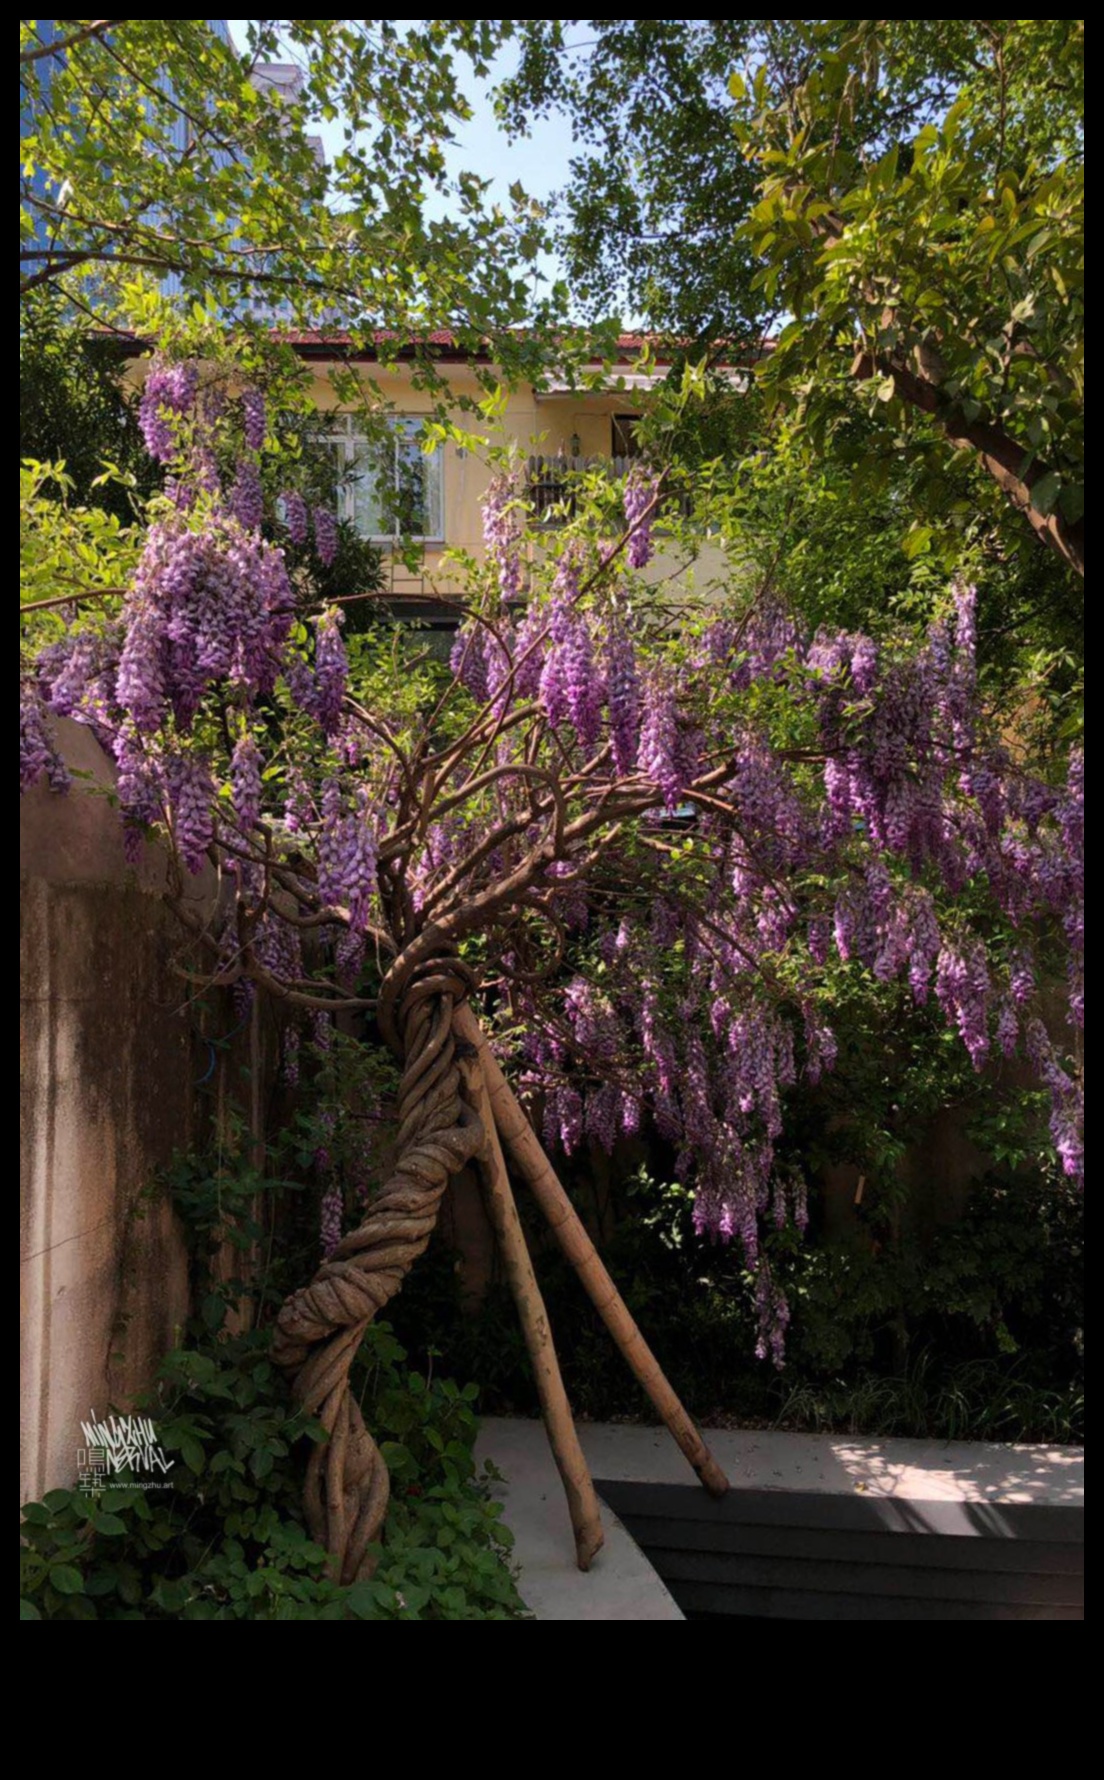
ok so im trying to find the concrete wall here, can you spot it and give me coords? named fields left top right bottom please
left=20, top=722, right=202, bottom=1503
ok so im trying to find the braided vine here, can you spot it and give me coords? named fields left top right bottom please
left=272, top=957, right=484, bottom=1584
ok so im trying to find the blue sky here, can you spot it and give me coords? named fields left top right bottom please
left=228, top=22, right=578, bottom=293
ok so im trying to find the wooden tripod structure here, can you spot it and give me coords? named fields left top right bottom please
left=454, top=1006, right=728, bottom=1569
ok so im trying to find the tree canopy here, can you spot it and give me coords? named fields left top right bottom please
left=20, top=18, right=567, bottom=376
left=505, top=19, right=1084, bottom=573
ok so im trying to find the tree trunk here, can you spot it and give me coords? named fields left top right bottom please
left=273, top=964, right=483, bottom=1584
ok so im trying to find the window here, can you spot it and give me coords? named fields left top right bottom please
left=612, top=414, right=644, bottom=459
left=325, top=415, right=444, bottom=542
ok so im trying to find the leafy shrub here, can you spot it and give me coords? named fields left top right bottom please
left=21, top=1125, right=526, bottom=1622
left=389, top=1160, right=1083, bottom=1445
left=20, top=1319, right=525, bottom=1621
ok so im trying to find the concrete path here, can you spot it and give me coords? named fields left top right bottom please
left=476, top=1417, right=685, bottom=1620
left=570, top=1421, right=1085, bottom=1504
left=476, top=1417, right=1084, bottom=1620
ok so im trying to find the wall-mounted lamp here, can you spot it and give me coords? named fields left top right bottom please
left=570, top=431, right=581, bottom=459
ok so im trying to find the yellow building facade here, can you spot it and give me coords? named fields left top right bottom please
left=290, top=334, right=734, bottom=601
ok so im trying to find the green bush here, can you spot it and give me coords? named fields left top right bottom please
left=388, top=1163, right=1083, bottom=1445
left=21, top=1127, right=526, bottom=1623
left=20, top=1319, right=525, bottom=1621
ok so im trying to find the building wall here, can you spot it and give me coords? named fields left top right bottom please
left=303, top=360, right=733, bottom=596
left=19, top=721, right=204, bottom=1503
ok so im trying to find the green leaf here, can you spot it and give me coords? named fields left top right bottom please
left=48, top=1565, right=85, bottom=1596
left=179, top=1436, right=205, bottom=1474
left=85, top=1569, right=120, bottom=1596
left=1058, top=483, right=1085, bottom=523
left=250, top=1447, right=274, bottom=1482
left=901, top=524, right=933, bottom=560
left=201, top=1292, right=227, bottom=1332
left=152, top=1578, right=192, bottom=1613
left=1029, top=471, right=1061, bottom=516
left=346, top=1581, right=394, bottom=1617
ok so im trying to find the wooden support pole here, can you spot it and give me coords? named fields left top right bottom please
left=453, top=1004, right=729, bottom=1498
left=458, top=1039, right=605, bottom=1570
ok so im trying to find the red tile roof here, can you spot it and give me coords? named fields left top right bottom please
left=276, top=328, right=769, bottom=368
left=101, top=326, right=770, bottom=370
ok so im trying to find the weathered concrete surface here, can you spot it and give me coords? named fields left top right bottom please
left=476, top=1418, right=685, bottom=1620
left=541, top=1420, right=1084, bottom=1505
left=20, top=722, right=203, bottom=1504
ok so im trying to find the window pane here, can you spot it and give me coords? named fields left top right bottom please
left=613, top=414, right=643, bottom=458
left=422, top=441, right=443, bottom=537
left=349, top=436, right=392, bottom=537
left=346, top=420, right=443, bottom=539
left=395, top=433, right=428, bottom=535
left=318, top=438, right=344, bottom=513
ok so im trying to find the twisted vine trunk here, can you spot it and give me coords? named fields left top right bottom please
left=272, top=960, right=483, bottom=1585
left=274, top=952, right=729, bottom=1585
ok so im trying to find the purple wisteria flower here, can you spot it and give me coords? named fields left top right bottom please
left=230, top=460, right=264, bottom=532
left=636, top=674, right=682, bottom=809
left=312, top=607, right=348, bottom=735
left=240, top=386, right=267, bottom=452
left=320, top=1180, right=344, bottom=1259
left=167, top=752, right=215, bottom=873
left=117, top=515, right=294, bottom=736
left=282, top=489, right=310, bottom=546
left=20, top=684, right=69, bottom=794
left=317, top=780, right=378, bottom=931
left=482, top=473, right=523, bottom=599
left=623, top=467, right=658, bottom=570
left=450, top=620, right=490, bottom=702
left=562, top=616, right=603, bottom=747
left=313, top=505, right=339, bottom=567
left=230, top=732, right=262, bottom=831
left=138, top=359, right=198, bottom=462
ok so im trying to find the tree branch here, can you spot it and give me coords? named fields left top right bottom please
left=20, top=20, right=125, bottom=65
left=852, top=348, right=1085, bottom=576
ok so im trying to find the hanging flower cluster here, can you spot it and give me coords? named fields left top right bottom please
left=138, top=358, right=199, bottom=462
left=482, top=472, right=524, bottom=599
left=312, top=505, right=339, bottom=567
left=116, top=514, right=294, bottom=734
left=20, top=679, right=70, bottom=794
left=240, top=386, right=267, bottom=453
left=623, top=467, right=659, bottom=569
left=317, top=778, right=378, bottom=930
left=281, top=489, right=310, bottom=546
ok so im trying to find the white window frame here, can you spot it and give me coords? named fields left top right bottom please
left=324, top=414, right=445, bottom=545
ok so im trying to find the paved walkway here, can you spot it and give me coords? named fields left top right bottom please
left=476, top=1417, right=1084, bottom=1621
left=476, top=1417, right=684, bottom=1619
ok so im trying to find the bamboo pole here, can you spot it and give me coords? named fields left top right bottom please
left=453, top=1004, right=729, bottom=1498
left=458, top=1042, right=605, bottom=1570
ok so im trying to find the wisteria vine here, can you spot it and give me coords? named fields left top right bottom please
left=20, top=357, right=1085, bottom=1361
